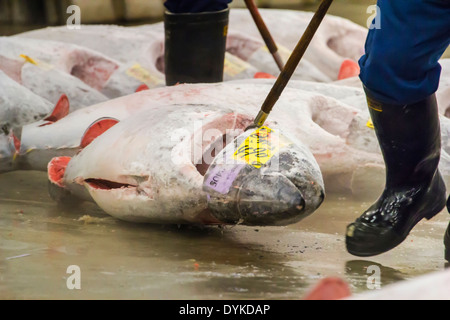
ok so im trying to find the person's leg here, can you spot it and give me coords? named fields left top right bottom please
left=346, top=0, right=450, bottom=257
left=163, top=0, right=232, bottom=85
left=359, top=0, right=450, bottom=105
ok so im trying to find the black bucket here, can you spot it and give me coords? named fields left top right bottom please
left=164, top=8, right=229, bottom=86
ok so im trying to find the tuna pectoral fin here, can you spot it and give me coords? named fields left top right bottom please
left=80, top=117, right=119, bottom=148
left=41, top=94, right=70, bottom=124
left=337, top=59, right=360, bottom=80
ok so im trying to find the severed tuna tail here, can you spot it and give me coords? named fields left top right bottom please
left=47, top=156, right=81, bottom=205
left=48, top=156, right=72, bottom=188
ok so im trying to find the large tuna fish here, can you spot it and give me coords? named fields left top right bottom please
left=225, top=31, right=333, bottom=82
left=227, top=9, right=368, bottom=81
left=0, top=37, right=144, bottom=104
left=49, top=103, right=325, bottom=226
left=16, top=25, right=166, bottom=91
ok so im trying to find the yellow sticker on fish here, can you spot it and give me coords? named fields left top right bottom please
left=366, top=118, right=374, bottom=129
left=20, top=54, right=53, bottom=70
left=126, top=63, right=164, bottom=86
left=223, top=54, right=252, bottom=77
left=232, top=126, right=291, bottom=169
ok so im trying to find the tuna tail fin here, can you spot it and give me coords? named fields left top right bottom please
left=80, top=117, right=119, bottom=149
left=337, top=59, right=360, bottom=80
left=135, top=84, right=149, bottom=92
left=39, top=94, right=70, bottom=126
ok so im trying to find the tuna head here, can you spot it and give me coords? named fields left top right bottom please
left=203, top=126, right=325, bottom=226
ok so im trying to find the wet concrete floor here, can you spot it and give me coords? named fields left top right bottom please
left=1, top=171, right=448, bottom=299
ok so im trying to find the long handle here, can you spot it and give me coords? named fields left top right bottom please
left=244, top=0, right=284, bottom=71
left=252, top=0, right=334, bottom=127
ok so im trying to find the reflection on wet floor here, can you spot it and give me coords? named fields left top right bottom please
left=1, top=171, right=448, bottom=299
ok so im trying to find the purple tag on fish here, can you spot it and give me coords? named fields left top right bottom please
left=203, top=164, right=245, bottom=195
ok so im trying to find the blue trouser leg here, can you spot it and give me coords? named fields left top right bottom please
left=164, top=0, right=232, bottom=13
left=359, top=0, right=450, bottom=105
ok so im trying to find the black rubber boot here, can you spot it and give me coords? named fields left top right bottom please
left=346, top=90, right=446, bottom=257
left=164, top=8, right=229, bottom=86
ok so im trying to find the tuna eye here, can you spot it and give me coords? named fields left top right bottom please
left=1, top=125, right=9, bottom=135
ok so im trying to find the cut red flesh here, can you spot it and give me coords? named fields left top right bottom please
left=48, top=156, right=72, bottom=187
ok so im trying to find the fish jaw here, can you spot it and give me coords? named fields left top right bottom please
left=203, top=128, right=325, bottom=226
left=82, top=177, right=220, bottom=224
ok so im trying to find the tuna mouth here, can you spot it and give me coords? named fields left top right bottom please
left=84, top=178, right=136, bottom=190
